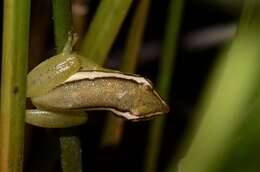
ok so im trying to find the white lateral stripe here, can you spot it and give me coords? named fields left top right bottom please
left=64, top=71, right=151, bottom=86
left=109, top=109, right=139, bottom=120
left=69, top=107, right=163, bottom=120
left=74, top=107, right=139, bottom=120
left=113, top=110, right=164, bottom=120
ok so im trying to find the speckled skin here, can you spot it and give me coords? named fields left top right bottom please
left=26, top=110, right=87, bottom=128
left=26, top=37, right=169, bottom=127
left=32, top=77, right=169, bottom=119
left=27, top=53, right=81, bottom=97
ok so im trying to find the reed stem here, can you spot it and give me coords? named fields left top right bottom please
left=0, top=0, right=31, bottom=171
left=101, top=0, right=151, bottom=147
left=80, top=0, right=133, bottom=65
left=52, top=0, right=82, bottom=171
left=144, top=0, right=184, bottom=172
left=53, top=0, right=72, bottom=52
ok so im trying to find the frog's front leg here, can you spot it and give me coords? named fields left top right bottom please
left=26, top=109, right=87, bottom=128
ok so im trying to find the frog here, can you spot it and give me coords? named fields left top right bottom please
left=26, top=34, right=169, bottom=128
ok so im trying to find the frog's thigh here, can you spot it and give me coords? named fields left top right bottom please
left=26, top=109, right=87, bottom=128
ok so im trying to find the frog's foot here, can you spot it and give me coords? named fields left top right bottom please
left=26, top=109, right=87, bottom=128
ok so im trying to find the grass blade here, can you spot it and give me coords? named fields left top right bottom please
left=52, top=0, right=82, bottom=171
left=101, top=0, right=151, bottom=147
left=80, top=0, right=133, bottom=65
left=144, top=0, right=184, bottom=172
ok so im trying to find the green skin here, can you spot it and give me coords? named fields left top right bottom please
left=26, top=37, right=169, bottom=128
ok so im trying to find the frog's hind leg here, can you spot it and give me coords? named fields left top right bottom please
left=26, top=109, right=87, bottom=128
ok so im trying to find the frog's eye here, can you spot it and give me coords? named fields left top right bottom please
left=31, top=70, right=169, bottom=121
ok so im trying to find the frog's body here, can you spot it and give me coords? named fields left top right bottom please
left=27, top=53, right=81, bottom=97
left=26, top=36, right=169, bottom=128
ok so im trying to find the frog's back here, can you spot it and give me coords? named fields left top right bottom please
left=27, top=53, right=81, bottom=97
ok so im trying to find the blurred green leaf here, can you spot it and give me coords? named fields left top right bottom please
left=173, top=1, right=260, bottom=172
left=145, top=0, right=184, bottom=172
left=80, top=0, right=133, bottom=65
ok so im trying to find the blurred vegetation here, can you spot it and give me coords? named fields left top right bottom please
left=171, top=1, right=260, bottom=172
left=1, top=0, right=260, bottom=172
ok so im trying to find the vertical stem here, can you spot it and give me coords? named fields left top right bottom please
left=52, top=1, right=82, bottom=171
left=80, top=0, right=133, bottom=146
left=144, top=0, right=184, bottom=172
left=121, top=0, right=150, bottom=73
left=53, top=0, right=72, bottom=52
left=101, top=0, right=151, bottom=147
left=80, top=0, right=133, bottom=65
left=157, top=0, right=184, bottom=95
left=0, top=0, right=31, bottom=171
left=72, top=0, right=88, bottom=50
left=59, top=129, right=82, bottom=172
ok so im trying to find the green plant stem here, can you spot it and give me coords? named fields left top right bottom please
left=0, top=0, right=31, bottom=171
left=121, top=0, right=150, bottom=73
left=52, top=0, right=82, bottom=171
left=53, top=0, right=72, bottom=52
left=144, top=0, right=184, bottom=172
left=80, top=0, right=133, bottom=147
left=59, top=129, right=82, bottom=172
left=80, top=0, right=133, bottom=65
left=101, top=0, right=151, bottom=147
left=72, top=0, right=88, bottom=50
left=173, top=1, right=260, bottom=172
